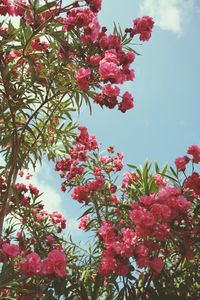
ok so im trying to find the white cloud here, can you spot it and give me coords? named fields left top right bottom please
left=18, top=161, right=63, bottom=213
left=139, top=0, right=195, bottom=34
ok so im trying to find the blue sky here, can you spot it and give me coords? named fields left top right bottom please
left=2, top=0, right=199, bottom=240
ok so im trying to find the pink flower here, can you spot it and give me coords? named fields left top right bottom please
left=154, top=174, right=166, bottom=187
left=99, top=61, right=119, bottom=81
left=50, top=211, right=66, bottom=229
left=77, top=126, right=89, bottom=145
left=122, top=172, right=140, bottom=188
left=99, top=221, right=116, bottom=243
left=116, top=260, right=130, bottom=276
left=99, top=34, right=122, bottom=51
left=78, top=214, right=90, bottom=230
left=187, top=145, right=200, bottom=163
left=31, top=38, right=49, bottom=51
left=29, top=184, right=39, bottom=196
left=150, top=204, right=171, bottom=222
left=139, top=195, right=154, bottom=207
left=150, top=257, right=164, bottom=274
left=118, top=91, right=134, bottom=112
left=64, top=7, right=96, bottom=29
left=102, top=84, right=120, bottom=97
left=41, top=250, right=67, bottom=277
left=136, top=256, right=149, bottom=268
left=86, top=176, right=105, bottom=191
left=132, top=16, right=154, bottom=41
left=46, top=235, right=55, bottom=244
left=103, top=49, right=119, bottom=64
left=18, top=252, right=41, bottom=277
left=121, top=228, right=138, bottom=246
left=81, top=17, right=100, bottom=44
left=175, top=156, right=190, bottom=171
left=71, top=185, right=89, bottom=203
left=15, top=183, right=28, bottom=192
left=2, top=243, right=19, bottom=258
left=184, top=172, right=200, bottom=197
left=88, top=55, right=101, bottom=66
left=120, top=51, right=135, bottom=66
left=0, top=2, right=15, bottom=16
left=135, top=244, right=149, bottom=257
left=75, top=68, right=91, bottom=90
left=153, top=224, right=170, bottom=240
left=87, top=0, right=102, bottom=12
left=14, top=0, right=26, bottom=16
left=98, top=249, right=117, bottom=276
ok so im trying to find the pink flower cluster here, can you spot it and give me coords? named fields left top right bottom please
left=11, top=183, right=40, bottom=207
left=0, top=0, right=58, bottom=25
left=1, top=243, right=19, bottom=258
left=175, top=144, right=200, bottom=171
left=75, top=68, right=91, bottom=90
left=129, top=16, right=154, bottom=41
left=187, top=144, right=200, bottom=163
left=56, top=127, right=126, bottom=204
left=0, top=0, right=27, bottom=16
left=72, top=176, right=105, bottom=204
left=64, top=6, right=149, bottom=112
left=78, top=214, right=90, bottom=230
left=11, top=179, right=66, bottom=232
left=18, top=249, right=67, bottom=278
left=184, top=172, right=200, bottom=198
left=98, top=220, right=165, bottom=277
left=175, top=144, right=200, bottom=197
left=98, top=183, right=195, bottom=277
left=121, top=171, right=140, bottom=188
left=31, top=38, right=49, bottom=51
left=1, top=0, right=154, bottom=115
left=94, top=46, right=135, bottom=112
left=32, top=207, right=66, bottom=232
left=86, top=0, right=102, bottom=12
left=130, top=186, right=191, bottom=238
left=63, top=7, right=100, bottom=44
left=154, top=174, right=167, bottom=188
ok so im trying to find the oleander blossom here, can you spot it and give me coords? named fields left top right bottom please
left=102, top=84, right=120, bottom=97
left=150, top=257, right=164, bottom=274
left=132, top=16, right=154, bottom=41
left=78, top=214, right=90, bottom=230
left=75, top=68, right=91, bottom=90
left=175, top=156, right=190, bottom=171
left=2, top=243, right=19, bottom=258
left=18, top=253, right=42, bottom=277
left=184, top=172, right=200, bottom=197
left=86, top=0, right=102, bottom=12
left=41, top=250, right=67, bottom=278
left=154, top=174, right=167, bottom=188
left=187, top=145, right=200, bottom=163
left=99, top=61, right=119, bottom=81
left=118, top=92, right=134, bottom=112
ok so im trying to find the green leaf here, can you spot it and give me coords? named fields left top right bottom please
left=155, top=161, right=160, bottom=173
left=78, top=207, right=93, bottom=220
left=36, top=1, right=56, bottom=14
left=161, top=163, right=168, bottom=175
left=127, top=164, right=137, bottom=169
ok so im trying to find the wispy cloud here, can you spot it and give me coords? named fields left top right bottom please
left=139, top=0, right=195, bottom=34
